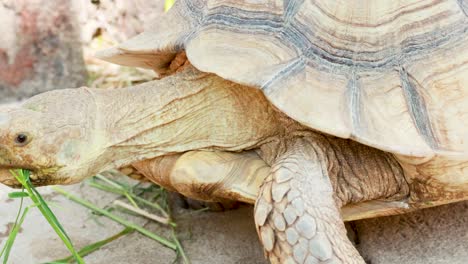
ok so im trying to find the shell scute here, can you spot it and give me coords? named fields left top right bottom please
left=98, top=0, right=468, bottom=157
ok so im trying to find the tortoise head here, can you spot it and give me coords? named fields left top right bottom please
left=0, top=88, right=104, bottom=188
left=0, top=70, right=281, bottom=188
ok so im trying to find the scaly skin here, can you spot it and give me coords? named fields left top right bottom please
left=256, top=137, right=363, bottom=263
left=0, top=66, right=410, bottom=263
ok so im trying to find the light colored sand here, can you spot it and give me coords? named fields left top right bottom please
left=0, top=182, right=266, bottom=264
left=1, top=180, right=467, bottom=264
left=353, top=201, right=468, bottom=264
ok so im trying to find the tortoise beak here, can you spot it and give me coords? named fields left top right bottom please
left=0, top=145, right=31, bottom=188
left=0, top=169, right=22, bottom=188
left=0, top=167, right=51, bottom=189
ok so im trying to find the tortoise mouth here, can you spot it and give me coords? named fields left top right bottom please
left=0, top=167, right=58, bottom=188
left=0, top=168, right=25, bottom=188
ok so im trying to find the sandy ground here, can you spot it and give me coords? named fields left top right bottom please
left=353, top=201, right=468, bottom=264
left=0, top=179, right=267, bottom=264
left=1, top=176, right=467, bottom=264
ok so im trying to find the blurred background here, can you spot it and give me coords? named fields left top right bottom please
left=0, top=1, right=467, bottom=263
left=0, top=0, right=163, bottom=103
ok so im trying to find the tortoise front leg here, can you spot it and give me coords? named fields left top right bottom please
left=255, top=137, right=362, bottom=263
left=131, top=151, right=270, bottom=204
left=255, top=135, right=409, bottom=263
left=121, top=154, right=239, bottom=210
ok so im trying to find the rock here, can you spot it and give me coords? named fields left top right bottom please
left=0, top=0, right=86, bottom=103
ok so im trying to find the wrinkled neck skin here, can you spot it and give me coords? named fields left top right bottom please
left=91, top=67, right=282, bottom=172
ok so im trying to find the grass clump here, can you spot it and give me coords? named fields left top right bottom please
left=1, top=170, right=190, bottom=264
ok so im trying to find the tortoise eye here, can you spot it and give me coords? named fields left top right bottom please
left=14, top=133, right=30, bottom=146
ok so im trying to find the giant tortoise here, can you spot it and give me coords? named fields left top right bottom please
left=1, top=0, right=468, bottom=263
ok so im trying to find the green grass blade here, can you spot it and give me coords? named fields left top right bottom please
left=171, top=228, right=190, bottom=264
left=88, top=180, right=169, bottom=217
left=49, top=227, right=134, bottom=263
left=0, top=207, right=29, bottom=263
left=8, top=191, right=30, bottom=199
left=164, top=0, right=175, bottom=12
left=0, top=186, right=26, bottom=260
left=87, top=181, right=123, bottom=195
left=131, top=195, right=168, bottom=217
left=10, top=170, right=84, bottom=264
left=94, top=175, right=140, bottom=208
left=30, top=187, right=72, bottom=240
left=52, top=186, right=177, bottom=250
left=95, top=174, right=125, bottom=190
left=124, top=193, right=140, bottom=209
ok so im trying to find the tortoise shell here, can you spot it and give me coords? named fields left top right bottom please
left=98, top=0, right=468, bottom=158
